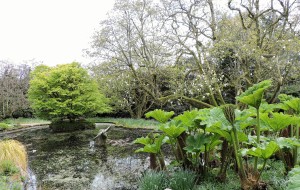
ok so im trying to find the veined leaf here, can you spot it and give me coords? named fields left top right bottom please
left=236, top=80, right=272, bottom=109
left=159, top=121, right=186, bottom=139
left=199, top=107, right=232, bottom=131
left=184, top=133, right=211, bottom=153
left=276, top=137, right=300, bottom=149
left=284, top=98, right=300, bottom=114
left=174, top=109, right=199, bottom=130
left=278, top=94, right=294, bottom=102
left=133, top=136, right=152, bottom=145
left=260, top=102, right=284, bottom=113
left=245, top=141, right=280, bottom=159
left=145, top=109, right=174, bottom=123
left=134, top=134, right=167, bottom=154
left=206, top=125, right=231, bottom=141
left=260, top=112, right=297, bottom=132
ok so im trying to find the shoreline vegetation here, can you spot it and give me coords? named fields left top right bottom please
left=0, top=117, right=158, bottom=133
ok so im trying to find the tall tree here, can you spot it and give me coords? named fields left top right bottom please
left=88, top=0, right=179, bottom=117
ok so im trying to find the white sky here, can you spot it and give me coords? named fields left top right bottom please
left=0, top=0, right=115, bottom=66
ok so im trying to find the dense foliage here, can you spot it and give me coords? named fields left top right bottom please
left=28, top=62, right=111, bottom=121
left=135, top=80, right=300, bottom=189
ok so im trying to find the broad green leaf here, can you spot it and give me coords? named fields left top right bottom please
left=184, top=133, right=211, bottom=153
left=206, top=134, right=222, bottom=151
left=133, top=136, right=152, bottom=145
left=158, top=121, right=186, bottom=139
left=276, top=137, right=300, bottom=149
left=199, top=107, right=232, bottom=131
left=246, top=135, right=270, bottom=146
left=245, top=141, right=280, bottom=159
left=278, top=94, right=295, bottom=102
left=285, top=98, right=300, bottom=114
left=145, top=109, right=174, bottom=123
left=260, top=112, right=297, bottom=132
left=134, top=134, right=167, bottom=154
left=236, top=80, right=272, bottom=109
left=260, top=102, right=283, bottom=113
left=206, top=125, right=231, bottom=141
left=237, top=131, right=248, bottom=142
left=174, top=109, right=199, bottom=130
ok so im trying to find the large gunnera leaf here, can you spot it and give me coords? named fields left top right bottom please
left=236, top=80, right=272, bottom=109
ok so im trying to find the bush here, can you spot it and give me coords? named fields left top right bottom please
left=0, top=123, right=11, bottom=131
left=49, top=120, right=95, bottom=132
left=12, top=108, right=33, bottom=119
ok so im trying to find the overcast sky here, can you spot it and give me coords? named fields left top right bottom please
left=0, top=0, right=115, bottom=66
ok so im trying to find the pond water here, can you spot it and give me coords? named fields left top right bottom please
left=8, top=124, right=150, bottom=190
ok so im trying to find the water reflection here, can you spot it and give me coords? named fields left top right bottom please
left=25, top=168, right=37, bottom=190
left=11, top=125, right=149, bottom=190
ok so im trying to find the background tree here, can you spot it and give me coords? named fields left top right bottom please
left=89, top=61, right=188, bottom=118
left=0, top=61, right=32, bottom=119
left=87, top=0, right=186, bottom=117
left=88, top=0, right=300, bottom=111
left=28, top=62, right=111, bottom=121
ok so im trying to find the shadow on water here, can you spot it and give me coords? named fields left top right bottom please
left=11, top=124, right=150, bottom=190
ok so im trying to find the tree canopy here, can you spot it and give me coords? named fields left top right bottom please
left=28, top=62, right=111, bottom=121
left=87, top=0, right=300, bottom=117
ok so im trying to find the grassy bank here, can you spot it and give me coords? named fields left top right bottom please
left=0, top=118, right=50, bottom=131
left=87, top=117, right=159, bottom=129
left=0, top=117, right=158, bottom=131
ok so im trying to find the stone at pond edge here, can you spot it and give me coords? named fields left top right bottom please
left=49, top=120, right=95, bottom=133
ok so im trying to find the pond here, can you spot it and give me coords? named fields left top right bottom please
left=6, top=124, right=150, bottom=190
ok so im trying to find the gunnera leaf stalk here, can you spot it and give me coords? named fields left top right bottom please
left=222, top=104, right=247, bottom=181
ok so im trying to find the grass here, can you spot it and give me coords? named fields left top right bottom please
left=0, top=140, right=28, bottom=177
left=0, top=118, right=50, bottom=131
left=87, top=117, right=159, bottom=129
left=138, top=170, right=168, bottom=190
left=3, top=118, right=50, bottom=125
left=0, top=123, right=12, bottom=131
left=0, top=117, right=157, bottom=131
left=138, top=159, right=288, bottom=190
left=0, top=160, right=19, bottom=176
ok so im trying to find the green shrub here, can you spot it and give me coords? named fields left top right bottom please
left=0, top=123, right=11, bottom=131
left=169, top=170, right=197, bottom=190
left=138, top=171, right=168, bottom=190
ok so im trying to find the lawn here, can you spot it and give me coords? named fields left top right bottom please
left=87, top=117, right=159, bottom=129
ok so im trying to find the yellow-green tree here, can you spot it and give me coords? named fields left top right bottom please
left=28, top=62, right=111, bottom=121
